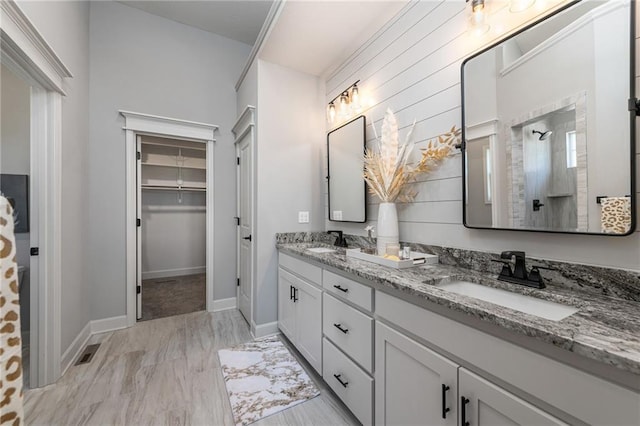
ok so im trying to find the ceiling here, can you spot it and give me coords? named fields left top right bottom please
left=118, top=1, right=274, bottom=45
left=259, top=1, right=407, bottom=77
left=117, top=1, right=408, bottom=79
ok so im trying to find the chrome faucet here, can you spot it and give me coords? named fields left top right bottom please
left=494, top=251, right=546, bottom=289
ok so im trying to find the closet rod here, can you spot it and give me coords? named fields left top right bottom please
left=141, top=185, right=206, bottom=192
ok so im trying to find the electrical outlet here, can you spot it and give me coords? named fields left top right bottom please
left=298, top=211, right=309, bottom=223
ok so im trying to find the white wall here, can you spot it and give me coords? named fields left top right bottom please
left=254, top=59, right=325, bottom=325
left=0, top=63, right=31, bottom=330
left=16, top=0, right=91, bottom=353
left=88, top=1, right=251, bottom=320
left=325, top=1, right=640, bottom=270
left=141, top=191, right=206, bottom=279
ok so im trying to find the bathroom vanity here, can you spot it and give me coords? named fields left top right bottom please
left=276, top=237, right=640, bottom=426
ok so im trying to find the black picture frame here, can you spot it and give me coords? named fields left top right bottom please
left=1, top=174, right=30, bottom=233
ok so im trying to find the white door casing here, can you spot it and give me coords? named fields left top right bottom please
left=232, top=106, right=255, bottom=327
left=1, top=0, right=72, bottom=386
left=120, top=110, right=218, bottom=326
left=136, top=135, right=142, bottom=319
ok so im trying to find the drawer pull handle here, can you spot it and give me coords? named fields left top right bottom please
left=333, top=374, right=349, bottom=388
left=441, top=384, right=450, bottom=419
left=333, top=284, right=349, bottom=293
left=461, top=396, right=470, bottom=426
left=333, top=323, right=349, bottom=334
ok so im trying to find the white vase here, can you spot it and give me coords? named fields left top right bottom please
left=377, top=202, right=399, bottom=256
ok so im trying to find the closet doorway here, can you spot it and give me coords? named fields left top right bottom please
left=121, top=111, right=217, bottom=326
left=138, top=136, right=207, bottom=321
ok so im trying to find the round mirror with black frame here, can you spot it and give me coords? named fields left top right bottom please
left=327, top=115, right=367, bottom=223
left=460, top=0, right=636, bottom=235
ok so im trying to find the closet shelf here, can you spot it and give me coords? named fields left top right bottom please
left=141, top=162, right=206, bottom=170
left=141, top=184, right=206, bottom=192
left=141, top=140, right=206, bottom=151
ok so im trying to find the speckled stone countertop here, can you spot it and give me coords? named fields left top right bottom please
left=276, top=241, right=640, bottom=377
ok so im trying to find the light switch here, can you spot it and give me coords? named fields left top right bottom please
left=298, top=211, right=309, bottom=223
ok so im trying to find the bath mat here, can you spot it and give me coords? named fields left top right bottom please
left=217, top=335, right=320, bottom=425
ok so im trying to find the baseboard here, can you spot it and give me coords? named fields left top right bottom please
left=90, top=315, right=128, bottom=334
left=60, top=321, right=92, bottom=376
left=142, top=266, right=205, bottom=280
left=212, top=297, right=237, bottom=312
left=251, top=320, right=279, bottom=338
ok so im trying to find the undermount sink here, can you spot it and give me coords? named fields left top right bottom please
left=436, top=281, right=578, bottom=321
left=306, top=247, right=336, bottom=254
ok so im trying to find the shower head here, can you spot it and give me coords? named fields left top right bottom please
left=532, top=129, right=553, bottom=141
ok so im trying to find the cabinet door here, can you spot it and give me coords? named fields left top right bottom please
left=375, top=321, right=458, bottom=426
left=459, top=368, right=566, bottom=426
left=277, top=268, right=296, bottom=342
left=295, top=278, right=323, bottom=374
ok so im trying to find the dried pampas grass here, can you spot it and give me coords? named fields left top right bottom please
left=363, top=109, right=461, bottom=203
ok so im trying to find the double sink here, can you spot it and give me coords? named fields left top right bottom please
left=305, top=245, right=578, bottom=322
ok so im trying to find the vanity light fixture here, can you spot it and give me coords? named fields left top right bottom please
left=326, top=80, right=361, bottom=124
left=467, top=0, right=490, bottom=36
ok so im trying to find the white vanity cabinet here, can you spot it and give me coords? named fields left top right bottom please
left=459, top=368, right=566, bottom=426
left=375, top=322, right=458, bottom=426
left=375, top=320, right=565, bottom=426
left=277, top=251, right=640, bottom=426
left=322, top=270, right=375, bottom=425
left=277, top=254, right=322, bottom=374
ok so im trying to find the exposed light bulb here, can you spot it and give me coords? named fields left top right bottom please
left=339, top=92, right=349, bottom=115
left=327, top=102, right=336, bottom=123
left=350, top=85, right=360, bottom=111
left=468, top=0, right=489, bottom=36
left=510, top=0, right=535, bottom=12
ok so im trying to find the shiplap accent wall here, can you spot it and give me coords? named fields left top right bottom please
left=325, top=0, right=640, bottom=270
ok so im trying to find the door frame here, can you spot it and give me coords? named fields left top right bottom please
left=232, top=105, right=255, bottom=330
left=120, top=110, right=218, bottom=327
left=1, top=0, right=72, bottom=387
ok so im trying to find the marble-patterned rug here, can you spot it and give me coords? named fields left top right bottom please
left=217, top=335, right=320, bottom=425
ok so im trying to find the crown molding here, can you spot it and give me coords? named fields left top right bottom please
left=0, top=0, right=72, bottom=93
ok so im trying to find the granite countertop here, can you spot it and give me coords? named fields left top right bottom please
left=277, top=242, right=640, bottom=377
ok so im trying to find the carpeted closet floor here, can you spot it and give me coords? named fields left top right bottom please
left=140, top=273, right=205, bottom=321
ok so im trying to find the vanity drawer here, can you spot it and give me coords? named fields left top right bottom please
left=323, top=269, right=373, bottom=312
left=323, top=337, right=373, bottom=426
left=323, top=293, right=373, bottom=372
left=279, top=253, right=321, bottom=285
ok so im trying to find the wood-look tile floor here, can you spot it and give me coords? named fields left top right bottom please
left=24, top=310, right=358, bottom=426
left=140, top=274, right=206, bottom=322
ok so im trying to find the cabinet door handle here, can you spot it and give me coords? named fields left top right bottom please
left=293, top=287, right=298, bottom=302
left=333, top=284, right=349, bottom=293
left=461, top=396, right=470, bottom=426
left=333, top=323, right=349, bottom=334
left=333, top=373, right=348, bottom=388
left=290, top=285, right=294, bottom=301
left=441, top=384, right=450, bottom=419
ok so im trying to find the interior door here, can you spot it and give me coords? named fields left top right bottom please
left=136, top=135, right=142, bottom=319
left=237, top=129, right=252, bottom=322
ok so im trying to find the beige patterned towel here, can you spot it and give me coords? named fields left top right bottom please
left=0, top=196, right=24, bottom=425
left=600, top=196, right=631, bottom=234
